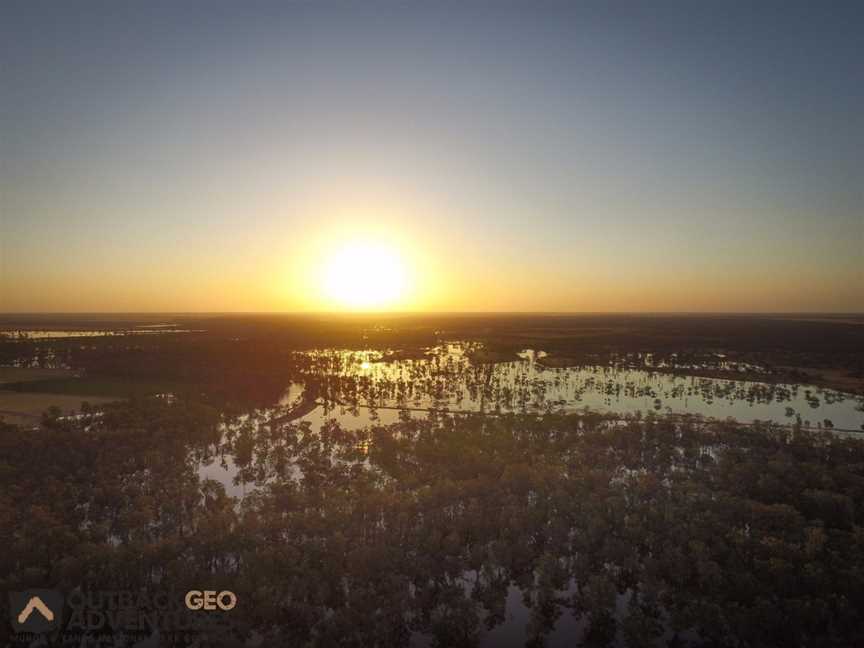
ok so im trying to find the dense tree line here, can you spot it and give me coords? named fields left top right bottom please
left=2, top=400, right=864, bottom=646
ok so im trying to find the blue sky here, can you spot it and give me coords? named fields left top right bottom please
left=1, top=1, right=862, bottom=311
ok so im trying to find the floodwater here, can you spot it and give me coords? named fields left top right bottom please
left=195, top=343, right=864, bottom=646
left=200, top=343, right=864, bottom=498
left=299, top=344, right=864, bottom=431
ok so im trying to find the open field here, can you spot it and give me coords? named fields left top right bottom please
left=0, top=375, right=184, bottom=398
left=0, top=391, right=118, bottom=425
left=0, top=366, right=130, bottom=425
left=0, top=366, right=74, bottom=385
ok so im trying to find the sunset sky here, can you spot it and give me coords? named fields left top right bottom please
left=1, top=1, right=862, bottom=313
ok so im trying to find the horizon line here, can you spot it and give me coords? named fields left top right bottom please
left=1, top=310, right=863, bottom=317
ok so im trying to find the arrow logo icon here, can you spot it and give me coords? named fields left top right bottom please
left=8, top=589, right=64, bottom=633
left=17, top=596, right=55, bottom=623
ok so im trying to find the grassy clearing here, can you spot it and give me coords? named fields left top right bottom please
left=0, top=376, right=185, bottom=398
left=0, top=367, right=74, bottom=385
left=0, top=373, right=187, bottom=425
left=0, top=391, right=119, bottom=424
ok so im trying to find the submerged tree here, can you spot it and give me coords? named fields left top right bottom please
left=2, top=400, right=864, bottom=647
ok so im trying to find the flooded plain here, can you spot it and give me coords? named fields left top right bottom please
left=192, top=344, right=864, bottom=646
left=291, top=344, right=863, bottom=430
left=200, top=343, right=864, bottom=500
left=5, top=323, right=863, bottom=647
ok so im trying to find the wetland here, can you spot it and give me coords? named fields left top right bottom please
left=2, top=313, right=863, bottom=647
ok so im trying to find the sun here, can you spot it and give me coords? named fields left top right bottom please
left=322, top=240, right=408, bottom=309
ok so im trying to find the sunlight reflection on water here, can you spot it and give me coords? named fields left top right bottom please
left=200, top=344, right=864, bottom=499
left=297, top=344, right=864, bottom=430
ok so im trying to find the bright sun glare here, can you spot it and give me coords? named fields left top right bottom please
left=322, top=241, right=407, bottom=309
